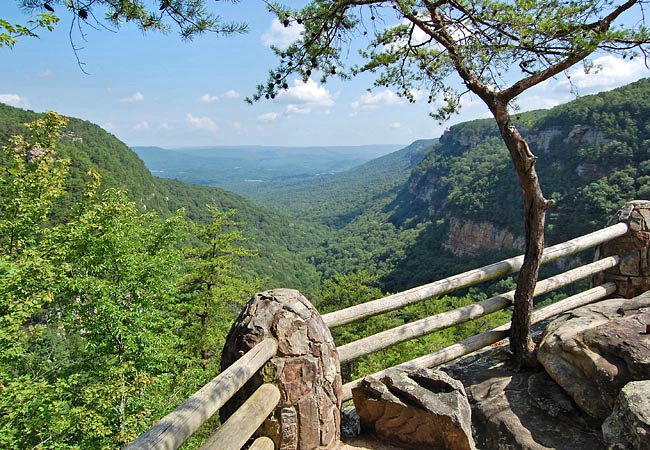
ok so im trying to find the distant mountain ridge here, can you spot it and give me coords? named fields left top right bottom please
left=132, top=143, right=404, bottom=195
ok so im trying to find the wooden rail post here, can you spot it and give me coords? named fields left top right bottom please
left=220, top=289, right=342, bottom=449
left=592, top=200, right=650, bottom=297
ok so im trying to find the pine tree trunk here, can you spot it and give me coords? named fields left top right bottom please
left=491, top=102, right=548, bottom=370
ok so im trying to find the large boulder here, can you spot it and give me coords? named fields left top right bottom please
left=602, top=380, right=650, bottom=449
left=444, top=343, right=605, bottom=450
left=537, top=294, right=650, bottom=421
left=352, top=368, right=475, bottom=450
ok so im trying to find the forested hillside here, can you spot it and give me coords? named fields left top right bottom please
left=239, top=79, right=650, bottom=293
left=246, top=138, right=436, bottom=227
left=405, top=78, right=650, bottom=245
left=0, top=103, right=326, bottom=296
left=3, top=78, right=648, bottom=450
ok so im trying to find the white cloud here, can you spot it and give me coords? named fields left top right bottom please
left=556, top=55, right=648, bottom=94
left=134, top=120, right=149, bottom=131
left=201, top=93, right=219, bottom=103
left=261, top=18, right=304, bottom=49
left=352, top=89, right=405, bottom=110
left=37, top=69, right=55, bottom=78
left=286, top=104, right=311, bottom=115
left=158, top=122, right=172, bottom=130
left=201, top=90, right=240, bottom=103
left=390, top=122, right=401, bottom=128
left=0, top=93, right=30, bottom=108
left=223, top=89, right=240, bottom=99
left=186, top=114, right=218, bottom=133
left=119, top=92, right=144, bottom=103
left=276, top=78, right=334, bottom=107
left=257, top=112, right=282, bottom=123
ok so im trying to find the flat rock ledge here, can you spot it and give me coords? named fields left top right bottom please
left=537, top=294, right=650, bottom=421
left=444, top=339, right=605, bottom=450
left=602, top=380, right=650, bottom=449
left=352, top=368, right=475, bottom=450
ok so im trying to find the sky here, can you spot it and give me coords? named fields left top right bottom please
left=0, top=2, right=648, bottom=148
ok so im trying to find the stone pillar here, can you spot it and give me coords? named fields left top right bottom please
left=592, top=200, right=650, bottom=297
left=220, top=289, right=342, bottom=449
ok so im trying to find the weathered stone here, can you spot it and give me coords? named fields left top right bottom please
left=595, top=201, right=650, bottom=298
left=602, top=380, right=650, bottom=450
left=307, top=317, right=328, bottom=343
left=639, top=209, right=650, bottom=228
left=538, top=295, right=650, bottom=421
left=444, top=333, right=606, bottom=450
left=444, top=217, right=524, bottom=257
left=274, top=311, right=310, bottom=356
left=320, top=404, right=337, bottom=446
left=221, top=289, right=342, bottom=449
left=297, top=395, right=320, bottom=449
left=527, top=371, right=577, bottom=418
left=641, top=248, right=649, bottom=276
left=353, top=368, right=475, bottom=450
left=280, top=407, right=298, bottom=450
left=619, top=254, right=641, bottom=276
left=280, top=357, right=319, bottom=405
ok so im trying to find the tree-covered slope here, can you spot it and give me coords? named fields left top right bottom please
left=279, top=79, right=650, bottom=293
left=0, top=103, right=326, bottom=295
left=246, top=139, right=436, bottom=227
left=406, top=78, right=650, bottom=245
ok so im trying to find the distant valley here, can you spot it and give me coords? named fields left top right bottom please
left=2, top=79, right=649, bottom=297
left=132, top=144, right=404, bottom=196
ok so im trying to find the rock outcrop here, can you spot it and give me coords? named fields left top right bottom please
left=352, top=368, right=475, bottom=450
left=444, top=342, right=606, bottom=450
left=444, top=217, right=524, bottom=256
left=537, top=294, right=650, bottom=421
left=602, top=380, right=650, bottom=449
left=220, top=289, right=342, bottom=450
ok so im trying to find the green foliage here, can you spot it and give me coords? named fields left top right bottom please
left=0, top=102, right=325, bottom=296
left=179, top=206, right=259, bottom=369
left=0, top=111, right=69, bottom=256
left=0, top=113, right=256, bottom=448
left=403, top=79, right=650, bottom=244
left=0, top=13, right=58, bottom=48
left=14, top=1, right=246, bottom=41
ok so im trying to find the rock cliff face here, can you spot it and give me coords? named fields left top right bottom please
left=406, top=118, right=621, bottom=256
left=444, top=217, right=524, bottom=257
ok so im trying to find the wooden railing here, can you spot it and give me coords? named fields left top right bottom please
left=326, top=223, right=629, bottom=401
left=128, top=219, right=638, bottom=449
left=322, top=222, right=628, bottom=328
left=127, top=339, right=278, bottom=450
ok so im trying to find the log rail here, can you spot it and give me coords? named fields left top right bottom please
left=126, top=339, right=278, bottom=450
left=128, top=215, right=645, bottom=448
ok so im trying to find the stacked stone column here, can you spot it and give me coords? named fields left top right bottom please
left=220, top=289, right=342, bottom=449
left=592, top=200, right=650, bottom=297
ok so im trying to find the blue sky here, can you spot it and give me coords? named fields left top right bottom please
left=1, top=2, right=648, bottom=148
